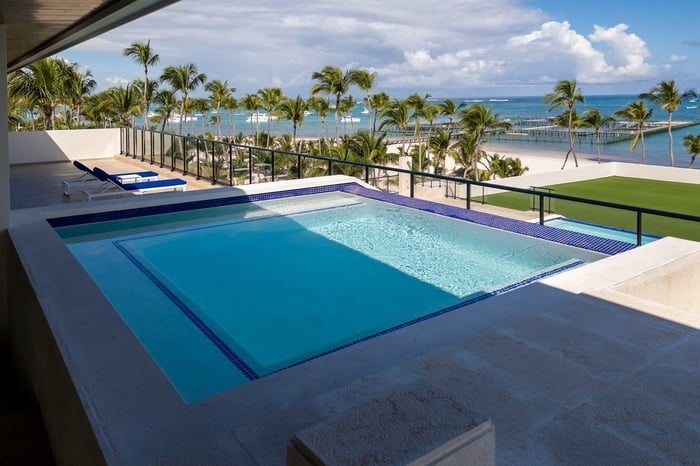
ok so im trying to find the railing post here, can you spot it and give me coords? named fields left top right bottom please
left=132, top=126, right=137, bottom=158
left=466, top=182, right=471, bottom=210
left=297, top=154, right=302, bottom=179
left=229, top=144, right=233, bottom=186
left=160, top=132, right=165, bottom=168
left=328, top=159, right=332, bottom=176
left=271, top=150, right=275, bottom=182
left=410, top=173, right=415, bottom=198
left=149, top=129, right=155, bottom=164
left=196, top=139, right=201, bottom=180
left=140, top=128, right=145, bottom=162
left=539, top=195, right=545, bottom=225
left=365, top=166, right=369, bottom=183
left=248, top=147, right=253, bottom=184
left=181, top=136, right=187, bottom=175
left=636, top=211, right=643, bottom=246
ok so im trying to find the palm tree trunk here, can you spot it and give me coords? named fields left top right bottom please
left=596, top=132, right=601, bottom=164
left=667, top=112, right=674, bottom=166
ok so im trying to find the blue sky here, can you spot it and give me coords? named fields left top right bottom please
left=59, top=0, right=700, bottom=98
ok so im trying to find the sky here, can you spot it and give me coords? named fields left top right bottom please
left=58, top=0, right=700, bottom=99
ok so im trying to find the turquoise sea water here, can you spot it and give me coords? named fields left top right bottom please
left=158, top=94, right=700, bottom=169
left=62, top=192, right=602, bottom=402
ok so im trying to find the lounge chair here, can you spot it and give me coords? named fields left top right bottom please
left=82, top=167, right=186, bottom=201
left=63, top=161, right=159, bottom=196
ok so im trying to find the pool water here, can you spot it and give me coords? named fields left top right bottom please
left=59, top=192, right=603, bottom=402
left=545, top=217, right=659, bottom=245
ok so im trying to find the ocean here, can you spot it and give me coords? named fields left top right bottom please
left=158, top=94, right=700, bottom=169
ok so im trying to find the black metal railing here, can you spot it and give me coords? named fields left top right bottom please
left=120, top=127, right=700, bottom=246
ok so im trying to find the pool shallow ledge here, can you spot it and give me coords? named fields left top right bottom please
left=8, top=175, right=700, bottom=465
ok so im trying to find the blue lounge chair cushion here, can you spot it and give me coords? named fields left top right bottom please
left=120, top=178, right=187, bottom=190
left=74, top=161, right=158, bottom=180
left=92, top=167, right=185, bottom=191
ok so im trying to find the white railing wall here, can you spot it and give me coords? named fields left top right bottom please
left=9, top=128, right=121, bottom=164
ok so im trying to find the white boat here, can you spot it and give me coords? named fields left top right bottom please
left=361, top=107, right=370, bottom=114
left=167, top=113, right=197, bottom=123
left=303, top=110, right=312, bottom=116
left=489, top=98, right=509, bottom=102
left=341, top=116, right=360, bottom=123
left=246, top=113, right=278, bottom=123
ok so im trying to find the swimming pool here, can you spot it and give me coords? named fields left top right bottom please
left=54, top=186, right=607, bottom=402
left=545, top=217, right=660, bottom=245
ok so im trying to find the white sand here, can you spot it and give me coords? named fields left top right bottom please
left=387, top=141, right=602, bottom=176
left=483, top=143, right=600, bottom=175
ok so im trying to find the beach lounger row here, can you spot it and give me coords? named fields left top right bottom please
left=62, top=161, right=187, bottom=201
left=63, top=161, right=159, bottom=196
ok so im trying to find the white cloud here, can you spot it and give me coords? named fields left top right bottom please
left=667, top=54, right=687, bottom=64
left=104, top=76, right=132, bottom=87
left=64, top=0, right=667, bottom=96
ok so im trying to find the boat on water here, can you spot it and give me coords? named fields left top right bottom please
left=246, top=113, right=279, bottom=123
left=489, top=98, right=509, bottom=102
left=167, top=113, right=197, bottom=123
left=341, top=116, right=360, bottom=123
left=361, top=107, right=370, bottom=114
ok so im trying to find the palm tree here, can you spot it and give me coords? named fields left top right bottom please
left=223, top=95, right=239, bottom=137
left=83, top=91, right=112, bottom=128
left=580, top=109, right=615, bottom=164
left=160, top=63, right=207, bottom=135
left=349, top=130, right=389, bottom=165
left=311, top=66, right=354, bottom=140
left=543, top=79, right=585, bottom=169
left=104, top=85, right=141, bottom=126
left=123, top=39, right=160, bottom=130
left=459, top=103, right=512, bottom=180
left=639, top=80, right=698, bottom=166
left=241, top=93, right=262, bottom=146
left=614, top=100, right=653, bottom=164
left=368, top=91, right=390, bottom=136
left=682, top=133, right=700, bottom=168
left=406, top=93, right=432, bottom=172
left=307, top=96, right=331, bottom=145
left=429, top=129, right=451, bottom=174
left=9, top=57, right=72, bottom=129
left=379, top=99, right=411, bottom=155
left=440, top=98, right=464, bottom=137
left=276, top=95, right=308, bottom=150
left=153, top=89, right=177, bottom=132
left=349, top=69, right=377, bottom=131
left=449, top=132, right=480, bottom=178
left=257, top=87, right=283, bottom=146
left=338, top=95, right=356, bottom=132
left=66, top=67, right=96, bottom=128
left=205, top=79, right=234, bottom=139
left=488, top=154, right=528, bottom=179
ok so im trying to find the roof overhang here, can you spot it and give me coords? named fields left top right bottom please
left=3, top=0, right=180, bottom=72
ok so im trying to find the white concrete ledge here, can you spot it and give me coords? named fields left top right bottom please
left=287, top=380, right=495, bottom=466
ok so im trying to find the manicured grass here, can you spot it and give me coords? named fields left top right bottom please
left=484, top=176, right=700, bottom=241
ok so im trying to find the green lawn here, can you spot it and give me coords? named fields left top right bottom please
left=484, top=176, right=700, bottom=241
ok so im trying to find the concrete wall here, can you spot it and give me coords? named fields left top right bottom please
left=9, top=128, right=121, bottom=164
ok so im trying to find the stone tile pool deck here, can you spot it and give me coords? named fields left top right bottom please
left=7, top=170, right=700, bottom=465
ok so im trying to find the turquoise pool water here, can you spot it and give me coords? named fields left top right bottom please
left=545, top=217, right=660, bottom=245
left=59, top=192, right=603, bottom=402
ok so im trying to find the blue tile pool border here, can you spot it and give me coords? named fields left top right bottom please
left=49, top=181, right=636, bottom=256
left=50, top=181, right=639, bottom=392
